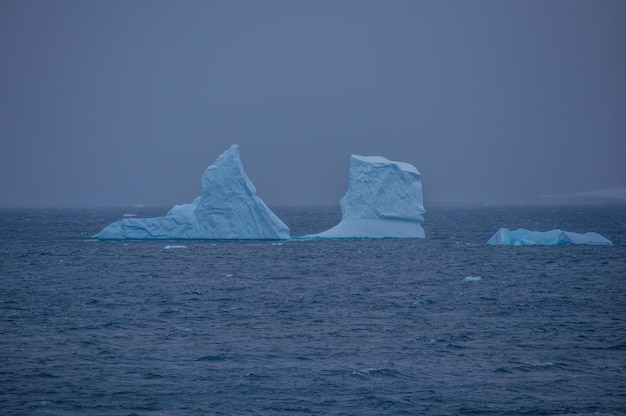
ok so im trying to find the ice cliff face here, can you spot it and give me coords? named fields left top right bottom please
left=487, top=228, right=612, bottom=246
left=93, top=145, right=290, bottom=240
left=308, top=154, right=425, bottom=239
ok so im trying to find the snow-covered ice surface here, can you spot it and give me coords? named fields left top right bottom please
left=306, top=154, right=425, bottom=239
left=487, top=228, right=613, bottom=246
left=93, top=145, right=289, bottom=240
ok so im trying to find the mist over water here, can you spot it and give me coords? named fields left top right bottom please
left=1, top=205, right=625, bottom=415
left=1, top=1, right=625, bottom=208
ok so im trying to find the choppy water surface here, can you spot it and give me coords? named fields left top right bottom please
left=1, top=205, right=625, bottom=415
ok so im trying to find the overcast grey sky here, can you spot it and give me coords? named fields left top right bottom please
left=1, top=0, right=624, bottom=208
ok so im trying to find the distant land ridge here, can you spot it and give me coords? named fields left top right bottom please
left=540, top=187, right=626, bottom=205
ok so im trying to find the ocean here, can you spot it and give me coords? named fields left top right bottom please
left=1, top=205, right=625, bottom=415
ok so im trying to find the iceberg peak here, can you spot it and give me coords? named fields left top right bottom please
left=351, top=155, right=419, bottom=174
left=200, top=144, right=256, bottom=197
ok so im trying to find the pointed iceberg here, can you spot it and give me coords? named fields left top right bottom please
left=308, top=154, right=425, bottom=239
left=487, top=228, right=612, bottom=246
left=93, top=145, right=290, bottom=240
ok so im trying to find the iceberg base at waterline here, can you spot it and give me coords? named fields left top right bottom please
left=487, top=228, right=612, bottom=246
left=309, top=218, right=425, bottom=239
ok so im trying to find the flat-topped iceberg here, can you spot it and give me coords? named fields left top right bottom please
left=93, top=145, right=289, bottom=240
left=307, top=154, right=425, bottom=239
left=487, top=228, right=612, bottom=246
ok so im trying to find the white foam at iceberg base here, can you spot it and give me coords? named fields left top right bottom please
left=93, top=145, right=290, bottom=240
left=306, top=154, right=425, bottom=239
left=487, top=228, right=612, bottom=246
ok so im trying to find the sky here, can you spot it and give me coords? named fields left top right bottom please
left=1, top=0, right=625, bottom=208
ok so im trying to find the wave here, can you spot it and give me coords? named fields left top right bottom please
left=495, top=361, right=569, bottom=373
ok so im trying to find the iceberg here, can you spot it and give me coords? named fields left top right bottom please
left=487, top=228, right=612, bottom=246
left=307, top=154, right=425, bottom=239
left=93, top=145, right=290, bottom=240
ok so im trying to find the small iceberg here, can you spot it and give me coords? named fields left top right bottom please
left=164, top=245, right=188, bottom=250
left=463, top=276, right=482, bottom=282
left=487, top=228, right=613, bottom=246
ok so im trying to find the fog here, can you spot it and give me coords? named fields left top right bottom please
left=1, top=0, right=625, bottom=208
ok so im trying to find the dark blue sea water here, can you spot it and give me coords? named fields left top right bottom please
left=1, top=205, right=625, bottom=415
